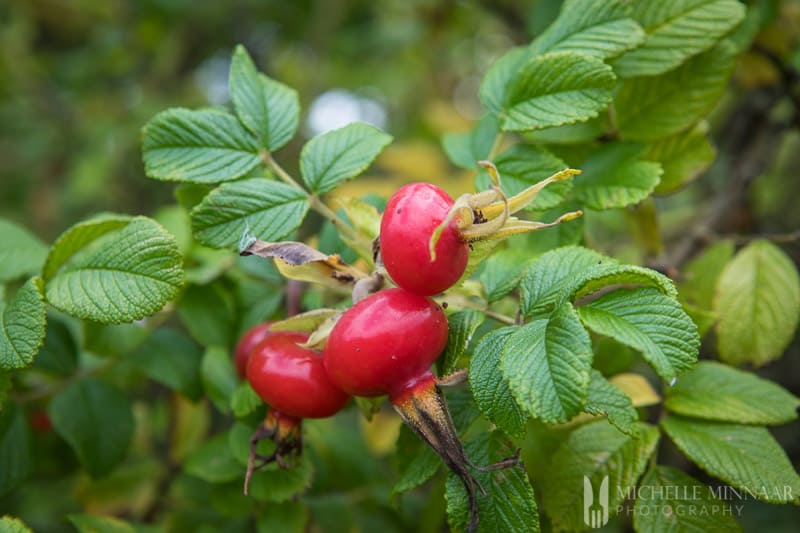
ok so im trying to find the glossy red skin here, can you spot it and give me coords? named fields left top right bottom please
left=247, top=331, right=350, bottom=419
left=380, top=182, right=469, bottom=295
left=323, top=288, right=449, bottom=398
left=234, top=322, right=273, bottom=379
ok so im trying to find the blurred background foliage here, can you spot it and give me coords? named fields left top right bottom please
left=2, top=0, right=800, bottom=531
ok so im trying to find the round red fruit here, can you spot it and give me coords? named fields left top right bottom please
left=247, top=331, right=350, bottom=419
left=234, top=322, right=273, bottom=379
left=380, top=182, right=469, bottom=295
left=323, top=288, right=449, bottom=398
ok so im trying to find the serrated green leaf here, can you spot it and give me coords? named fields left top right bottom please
left=49, top=379, right=134, bottom=477
left=540, top=420, right=660, bottom=532
left=612, top=0, right=745, bottom=78
left=661, top=415, right=800, bottom=503
left=230, top=45, right=299, bottom=152
left=68, top=514, right=136, bottom=533
left=442, top=114, right=499, bottom=170
left=178, top=282, right=237, bottom=348
left=497, top=52, right=616, bottom=132
left=572, top=263, right=678, bottom=301
left=0, top=277, right=46, bottom=371
left=43, top=216, right=184, bottom=324
left=142, top=108, right=261, bottom=183
left=0, top=404, right=32, bottom=497
left=230, top=381, right=262, bottom=418
left=480, top=248, right=531, bottom=304
left=440, top=310, right=484, bottom=375
left=392, top=425, right=441, bottom=495
left=584, top=370, right=637, bottom=435
left=184, top=432, right=241, bottom=483
left=469, top=327, right=528, bottom=438
left=0, top=219, right=48, bottom=282
left=519, top=245, right=608, bottom=318
left=132, top=328, right=203, bottom=399
left=201, top=346, right=238, bottom=414
left=578, top=287, right=699, bottom=381
left=525, top=115, right=608, bottom=145
left=573, top=142, right=662, bottom=209
left=300, top=122, right=392, bottom=194
left=645, top=122, right=717, bottom=194
left=190, top=178, right=309, bottom=248
left=502, top=304, right=592, bottom=423
left=615, top=41, right=737, bottom=142
left=530, top=0, right=645, bottom=60
left=665, top=361, right=800, bottom=425
left=0, top=516, right=33, bottom=533
left=248, top=452, right=314, bottom=503
left=33, top=318, right=78, bottom=375
left=476, top=144, right=571, bottom=210
left=633, top=466, right=743, bottom=533
left=480, top=47, right=528, bottom=117
left=445, top=431, right=539, bottom=533
left=714, top=240, right=800, bottom=366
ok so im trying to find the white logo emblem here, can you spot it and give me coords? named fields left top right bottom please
left=583, top=475, right=609, bottom=528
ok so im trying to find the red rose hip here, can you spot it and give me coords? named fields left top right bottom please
left=234, top=322, right=273, bottom=379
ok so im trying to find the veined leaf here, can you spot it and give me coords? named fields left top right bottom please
left=480, top=46, right=528, bottom=117
left=615, top=41, right=737, bottom=142
left=666, top=361, right=800, bottom=425
left=392, top=425, right=440, bottom=495
left=231, top=381, right=263, bottom=418
left=300, top=122, right=392, bottom=194
left=43, top=216, right=184, bottom=324
left=612, top=0, right=746, bottom=78
left=440, top=310, right=484, bottom=374
left=442, top=114, right=499, bottom=170
left=49, top=379, right=135, bottom=477
left=480, top=247, right=532, bottom=304
left=644, top=121, right=717, bottom=194
left=661, top=415, right=800, bottom=503
left=0, top=278, right=46, bottom=371
left=572, top=263, right=677, bottom=301
left=633, top=466, right=743, bottom=533
left=540, top=421, right=659, bottom=532
left=445, top=431, right=539, bottom=533
left=578, top=287, right=699, bottom=381
left=230, top=45, right=299, bottom=152
left=191, top=178, right=309, bottom=248
left=0, top=219, right=48, bottom=282
left=498, top=52, right=616, bottom=132
left=502, top=304, right=592, bottom=423
left=142, top=108, right=261, bottom=183
left=469, top=327, right=529, bottom=438
left=714, top=240, right=800, bottom=366
left=584, top=370, right=637, bottom=436
left=573, top=142, right=662, bottom=209
left=0, top=516, right=33, bottom=533
left=530, top=0, right=645, bottom=60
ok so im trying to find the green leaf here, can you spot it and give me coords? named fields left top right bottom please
left=495, top=52, right=616, bottom=132
left=480, top=248, right=531, bottom=304
left=184, top=432, right=241, bottom=483
left=714, top=240, right=800, bottom=366
left=502, top=304, right=592, bottom=423
left=573, top=142, right=662, bottom=209
left=540, top=421, right=659, bottom=532
left=201, top=346, right=238, bottom=414
left=661, top=415, right=800, bottom=503
left=248, top=452, right=314, bottom=503
left=665, top=361, right=800, bottom=425
left=68, top=514, right=136, bottom=533
left=190, top=178, right=309, bottom=248
left=142, top=108, right=261, bottom=183
left=611, top=0, right=746, bottom=77
left=517, top=206, right=585, bottom=255
left=392, top=426, right=441, bottom=495
left=633, top=466, right=743, bottom=533
left=300, top=122, right=392, bottom=194
left=0, top=404, right=33, bottom=497
left=445, top=431, right=539, bottom=533
left=476, top=144, right=572, bottom=210
left=43, top=216, right=184, bottom=324
left=230, top=45, right=300, bottom=152
left=0, top=277, right=46, bottom=370
left=132, top=328, right=203, bottom=400
left=0, top=219, right=48, bottom=282
left=578, top=287, right=699, bottom=381
left=680, top=240, right=734, bottom=312
left=519, top=245, right=608, bottom=318
left=49, top=379, right=134, bottom=477
left=584, top=370, right=637, bottom=436
left=230, top=381, right=262, bottom=418
left=572, top=263, right=678, bottom=301
left=83, top=321, right=148, bottom=358
left=480, top=47, right=528, bottom=117
left=529, top=0, right=645, bottom=60
left=257, top=501, right=309, bottom=533
left=440, top=310, right=485, bottom=375
left=469, top=327, right=528, bottom=438
left=178, top=282, right=237, bottom=348
left=442, top=114, right=499, bottom=170
left=0, top=517, right=32, bottom=533
left=615, top=41, right=737, bottom=142
left=0, top=372, right=10, bottom=411
left=34, top=318, right=78, bottom=375
left=644, top=122, right=716, bottom=194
